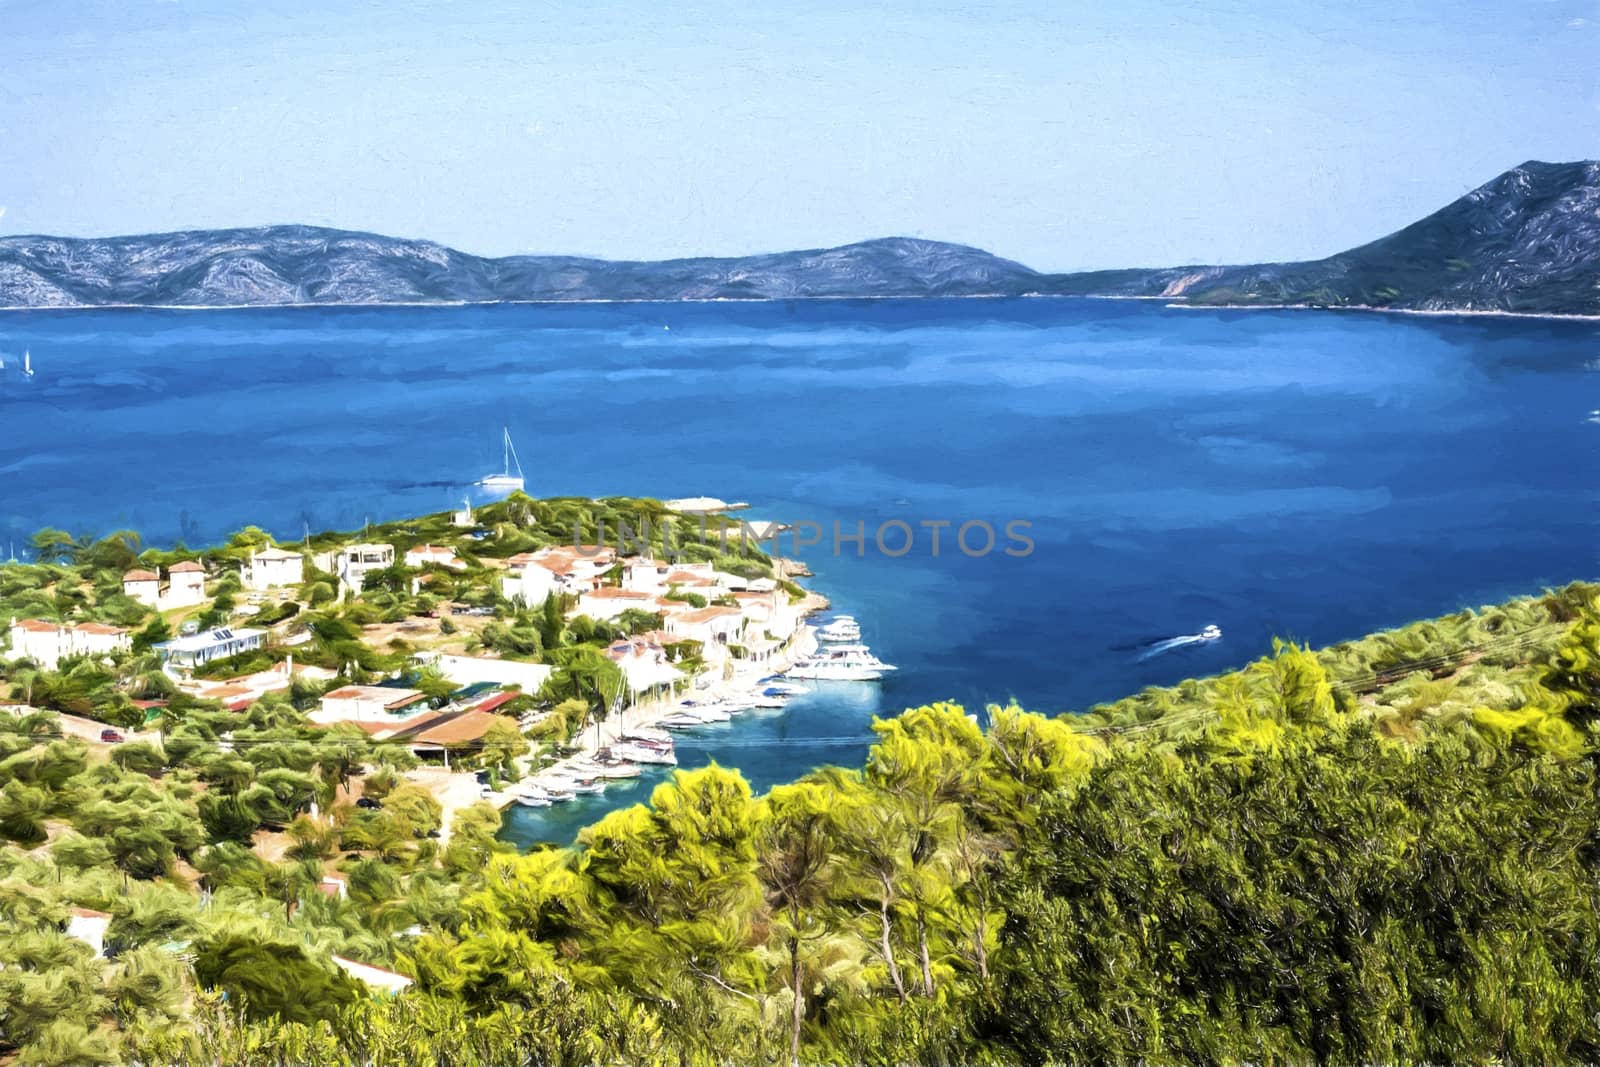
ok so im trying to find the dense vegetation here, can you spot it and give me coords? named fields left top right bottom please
left=1, top=570, right=1596, bottom=1064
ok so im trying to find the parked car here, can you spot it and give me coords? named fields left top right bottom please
left=355, top=797, right=381, bottom=810
left=99, top=729, right=123, bottom=743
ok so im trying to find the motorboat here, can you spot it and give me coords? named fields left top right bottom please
left=546, top=774, right=605, bottom=796
left=1199, top=624, right=1222, bottom=641
left=572, top=758, right=642, bottom=779
left=659, top=713, right=710, bottom=730
left=757, top=681, right=808, bottom=696
left=788, top=643, right=897, bottom=681
left=477, top=427, right=525, bottom=492
left=611, top=741, right=677, bottom=766
left=816, top=615, right=861, bottom=642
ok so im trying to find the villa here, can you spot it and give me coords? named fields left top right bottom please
left=166, top=560, right=208, bottom=608
left=665, top=605, right=745, bottom=649
left=6, top=618, right=132, bottom=669
left=404, top=544, right=463, bottom=570
left=66, top=907, right=113, bottom=957
left=122, top=569, right=161, bottom=607
left=313, top=543, right=395, bottom=595
left=574, top=586, right=657, bottom=621
left=414, top=650, right=552, bottom=693
left=154, top=626, right=265, bottom=671
left=243, top=546, right=304, bottom=591
left=122, top=561, right=210, bottom=610
left=311, top=684, right=428, bottom=724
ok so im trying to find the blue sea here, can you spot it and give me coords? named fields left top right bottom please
left=0, top=298, right=1595, bottom=845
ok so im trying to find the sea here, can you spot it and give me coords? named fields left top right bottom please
left=0, top=297, right=1595, bottom=845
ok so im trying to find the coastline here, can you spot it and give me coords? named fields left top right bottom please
left=1162, top=300, right=1600, bottom=324
left=3, top=292, right=1596, bottom=323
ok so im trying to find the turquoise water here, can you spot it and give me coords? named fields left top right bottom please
left=0, top=298, right=1595, bottom=845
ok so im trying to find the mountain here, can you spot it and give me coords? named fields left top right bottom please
left=1, top=161, right=1594, bottom=313
left=1060, top=160, right=1600, bottom=315
left=0, top=229, right=1043, bottom=307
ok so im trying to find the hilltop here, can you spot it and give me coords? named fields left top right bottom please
left=1, top=161, right=1596, bottom=314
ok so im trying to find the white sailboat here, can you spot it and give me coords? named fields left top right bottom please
left=477, top=427, right=524, bottom=491
left=22, top=350, right=32, bottom=378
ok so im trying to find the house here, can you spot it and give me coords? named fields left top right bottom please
left=66, top=907, right=113, bottom=957
left=316, top=875, right=348, bottom=900
left=7, top=618, right=132, bottom=669
left=501, top=560, right=558, bottom=607
left=605, top=635, right=686, bottom=693
left=154, top=627, right=265, bottom=671
left=188, top=657, right=336, bottom=710
left=313, top=543, right=395, bottom=595
left=331, top=955, right=413, bottom=996
left=243, top=547, right=304, bottom=591
left=121, top=569, right=161, bottom=607
left=620, top=557, right=674, bottom=593
left=414, top=651, right=552, bottom=693
left=665, top=606, right=744, bottom=649
left=574, top=587, right=657, bottom=621
left=311, top=684, right=428, bottom=724
left=451, top=501, right=475, bottom=528
left=165, top=561, right=208, bottom=608
left=404, top=544, right=462, bottom=570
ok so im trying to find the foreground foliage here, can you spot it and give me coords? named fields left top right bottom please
left=2, top=584, right=1598, bottom=1064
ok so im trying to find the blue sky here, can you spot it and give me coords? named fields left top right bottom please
left=0, top=0, right=1596, bottom=270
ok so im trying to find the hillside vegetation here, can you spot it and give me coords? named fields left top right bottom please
left=1, top=572, right=1596, bottom=1063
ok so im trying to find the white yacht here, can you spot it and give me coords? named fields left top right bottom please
left=1199, top=624, right=1222, bottom=641
left=477, top=427, right=525, bottom=491
left=572, top=758, right=642, bottom=779
left=546, top=773, right=605, bottom=796
left=816, top=615, right=861, bottom=643
left=787, top=643, right=897, bottom=681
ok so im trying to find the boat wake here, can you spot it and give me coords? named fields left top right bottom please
left=1134, top=625, right=1222, bottom=661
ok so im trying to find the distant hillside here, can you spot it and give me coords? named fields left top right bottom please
left=1, top=161, right=1595, bottom=312
left=0, top=229, right=1044, bottom=307
left=1061, top=160, right=1600, bottom=315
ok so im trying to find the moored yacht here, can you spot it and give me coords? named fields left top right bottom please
left=816, top=615, right=861, bottom=643
left=787, top=643, right=897, bottom=681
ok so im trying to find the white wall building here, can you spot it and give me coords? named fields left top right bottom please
left=312, top=684, right=428, bottom=724
left=332, top=955, right=414, bottom=995
left=122, top=569, right=161, bottom=607
left=154, top=627, right=265, bottom=671
left=574, top=587, right=658, bottom=621
left=165, top=561, right=208, bottom=609
left=415, top=651, right=553, bottom=693
left=404, top=544, right=462, bottom=570
left=501, top=562, right=558, bottom=607
left=314, top=543, right=395, bottom=595
left=7, top=618, right=132, bottom=669
left=244, top=547, right=304, bottom=591
left=664, top=606, right=745, bottom=649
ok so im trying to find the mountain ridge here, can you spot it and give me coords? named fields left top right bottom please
left=1, top=160, right=1596, bottom=313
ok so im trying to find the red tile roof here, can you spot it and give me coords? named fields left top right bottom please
left=122, top=569, right=159, bottom=583
left=471, top=691, right=519, bottom=714
left=412, top=710, right=499, bottom=745
left=675, top=606, right=742, bottom=624
left=168, top=560, right=205, bottom=573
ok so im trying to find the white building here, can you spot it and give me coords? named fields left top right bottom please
left=404, top=544, right=462, bottom=570
left=7, top=618, right=132, bottom=669
left=66, top=907, right=113, bottom=957
left=620, top=557, right=674, bottom=594
left=501, top=562, right=558, bottom=607
left=243, top=547, right=304, bottom=591
left=314, top=543, right=395, bottom=595
left=122, top=569, right=162, bottom=608
left=665, top=606, right=745, bottom=649
left=165, top=561, right=208, bottom=608
left=605, top=635, right=686, bottom=694
left=574, top=587, right=658, bottom=621
left=414, top=651, right=552, bottom=694
left=311, top=684, right=428, bottom=724
left=154, top=627, right=265, bottom=671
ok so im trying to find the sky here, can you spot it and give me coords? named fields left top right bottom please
left=0, top=0, right=1596, bottom=271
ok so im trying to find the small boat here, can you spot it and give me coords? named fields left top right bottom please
left=1199, top=624, right=1222, bottom=641
left=477, top=427, right=525, bottom=492
left=512, top=788, right=551, bottom=807
left=758, top=682, right=808, bottom=696
left=22, top=350, right=33, bottom=379
left=659, top=713, right=709, bottom=730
